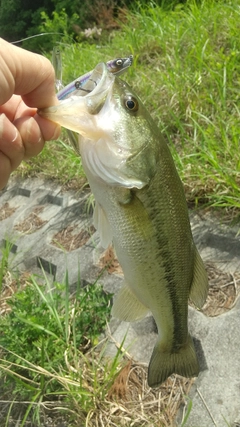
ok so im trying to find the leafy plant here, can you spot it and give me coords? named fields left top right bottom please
left=0, top=240, right=16, bottom=293
left=0, top=270, right=112, bottom=400
left=180, top=396, right=193, bottom=426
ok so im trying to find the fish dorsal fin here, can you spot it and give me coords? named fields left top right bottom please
left=189, top=248, right=209, bottom=309
left=112, top=283, right=149, bottom=321
left=93, top=202, right=113, bottom=249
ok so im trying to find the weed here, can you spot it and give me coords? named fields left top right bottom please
left=0, top=240, right=16, bottom=294
left=180, top=396, right=193, bottom=426
left=17, top=0, right=240, bottom=213
left=114, top=0, right=240, bottom=211
left=0, top=268, right=113, bottom=424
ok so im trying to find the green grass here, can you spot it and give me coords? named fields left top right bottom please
left=0, top=240, right=16, bottom=294
left=21, top=0, right=240, bottom=214
left=0, top=255, right=119, bottom=426
left=115, top=0, right=240, bottom=210
left=18, top=136, right=85, bottom=189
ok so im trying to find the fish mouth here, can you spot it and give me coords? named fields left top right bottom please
left=38, top=62, right=115, bottom=134
left=77, top=62, right=113, bottom=101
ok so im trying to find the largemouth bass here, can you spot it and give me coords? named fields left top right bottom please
left=39, top=63, right=208, bottom=387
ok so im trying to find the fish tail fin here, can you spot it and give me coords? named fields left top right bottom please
left=148, top=334, right=199, bottom=388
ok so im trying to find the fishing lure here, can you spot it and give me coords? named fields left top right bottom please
left=52, top=48, right=133, bottom=152
left=52, top=48, right=133, bottom=100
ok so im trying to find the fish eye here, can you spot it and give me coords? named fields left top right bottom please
left=115, top=59, right=123, bottom=67
left=124, top=96, right=139, bottom=112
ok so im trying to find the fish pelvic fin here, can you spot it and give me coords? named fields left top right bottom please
left=148, top=334, right=200, bottom=388
left=189, top=247, right=209, bottom=309
left=112, top=283, right=149, bottom=321
left=93, top=202, right=113, bottom=249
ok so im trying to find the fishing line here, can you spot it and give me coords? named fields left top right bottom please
left=11, top=32, right=67, bottom=44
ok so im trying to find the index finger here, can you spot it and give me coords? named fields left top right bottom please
left=0, top=38, right=58, bottom=108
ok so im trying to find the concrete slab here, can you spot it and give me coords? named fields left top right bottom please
left=175, top=306, right=240, bottom=427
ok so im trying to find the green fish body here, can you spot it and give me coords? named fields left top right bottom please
left=39, top=63, right=209, bottom=387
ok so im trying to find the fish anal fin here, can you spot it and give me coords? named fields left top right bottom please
left=112, top=283, right=149, bottom=322
left=189, top=248, right=209, bottom=309
left=93, top=202, right=112, bottom=249
left=148, top=334, right=200, bottom=388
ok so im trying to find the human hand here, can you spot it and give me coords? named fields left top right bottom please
left=0, top=38, right=61, bottom=190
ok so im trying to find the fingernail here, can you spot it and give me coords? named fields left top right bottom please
left=25, top=116, right=44, bottom=144
left=0, top=113, right=6, bottom=139
left=11, top=127, right=18, bottom=143
left=26, top=117, right=36, bottom=143
left=50, top=125, right=61, bottom=141
left=0, top=113, right=18, bottom=142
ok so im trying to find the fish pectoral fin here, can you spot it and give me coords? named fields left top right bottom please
left=93, top=202, right=113, bottom=249
left=112, top=283, right=149, bottom=321
left=189, top=248, right=209, bottom=309
left=148, top=334, right=200, bottom=388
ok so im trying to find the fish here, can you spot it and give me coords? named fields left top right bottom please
left=39, top=63, right=209, bottom=387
